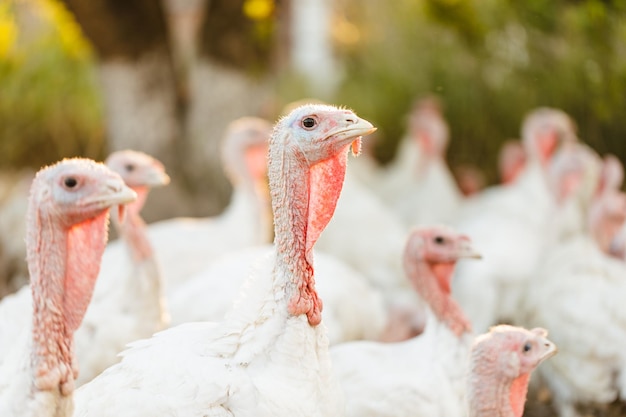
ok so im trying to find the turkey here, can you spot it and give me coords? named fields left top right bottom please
left=0, top=158, right=136, bottom=417
left=376, top=95, right=463, bottom=227
left=330, top=225, right=481, bottom=417
left=468, top=325, right=557, bottom=417
left=0, top=151, right=171, bottom=387
left=522, top=176, right=626, bottom=417
left=146, top=116, right=273, bottom=294
left=73, top=150, right=171, bottom=386
left=497, top=139, right=527, bottom=185
left=168, top=244, right=390, bottom=345
left=72, top=104, right=376, bottom=416
left=451, top=108, right=588, bottom=333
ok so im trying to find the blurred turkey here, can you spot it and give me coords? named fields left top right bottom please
left=522, top=157, right=626, bottom=417
left=467, top=325, right=557, bottom=417
left=374, top=96, right=463, bottom=227
left=451, top=108, right=600, bottom=333
left=0, top=159, right=135, bottom=417
left=73, top=104, right=376, bottom=417
left=330, top=226, right=480, bottom=417
left=146, top=116, right=273, bottom=294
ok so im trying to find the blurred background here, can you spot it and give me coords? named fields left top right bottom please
left=1, top=0, right=625, bottom=213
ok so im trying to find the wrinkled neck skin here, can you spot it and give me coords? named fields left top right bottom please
left=27, top=209, right=109, bottom=400
left=270, top=149, right=322, bottom=326
left=468, top=348, right=531, bottom=417
left=468, top=368, right=529, bottom=417
left=408, top=259, right=471, bottom=337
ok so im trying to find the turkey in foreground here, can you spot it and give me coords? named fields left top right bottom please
left=0, top=158, right=136, bottom=417
left=0, top=151, right=171, bottom=388
left=73, top=104, right=376, bottom=417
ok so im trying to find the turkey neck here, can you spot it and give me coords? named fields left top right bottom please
left=269, top=147, right=322, bottom=326
left=116, top=186, right=166, bottom=321
left=468, top=360, right=530, bottom=417
left=407, top=259, right=471, bottom=337
left=27, top=207, right=109, bottom=396
left=118, top=186, right=152, bottom=262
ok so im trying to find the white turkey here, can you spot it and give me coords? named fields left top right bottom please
left=451, top=108, right=592, bottom=333
left=146, top=116, right=273, bottom=294
left=72, top=104, right=376, bottom=416
left=74, top=150, right=171, bottom=385
left=330, top=225, right=481, bottom=417
left=0, top=150, right=170, bottom=388
left=375, top=95, right=463, bottom=227
left=0, top=158, right=136, bottom=417
left=522, top=175, right=626, bottom=417
left=467, top=325, right=557, bottom=417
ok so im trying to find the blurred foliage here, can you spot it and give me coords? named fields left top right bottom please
left=333, top=0, right=626, bottom=183
left=0, top=0, right=104, bottom=170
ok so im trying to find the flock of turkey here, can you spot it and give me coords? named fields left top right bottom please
left=0, top=100, right=623, bottom=417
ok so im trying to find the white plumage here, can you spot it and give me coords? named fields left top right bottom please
left=374, top=96, right=462, bottom=227
left=146, top=116, right=274, bottom=294
left=522, top=179, right=626, bottom=417
left=72, top=104, right=376, bottom=417
left=168, top=244, right=389, bottom=345
left=451, top=108, right=589, bottom=333
left=330, top=225, right=481, bottom=417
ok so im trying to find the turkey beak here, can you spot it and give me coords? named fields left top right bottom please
left=457, top=237, right=482, bottom=259
left=332, top=117, right=377, bottom=151
left=82, top=179, right=137, bottom=209
left=144, top=168, right=171, bottom=188
left=537, top=336, right=558, bottom=363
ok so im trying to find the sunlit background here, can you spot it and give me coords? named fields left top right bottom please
left=1, top=0, right=625, bottom=213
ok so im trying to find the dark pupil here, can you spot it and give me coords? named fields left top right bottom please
left=64, top=177, right=77, bottom=188
left=523, top=342, right=532, bottom=352
left=125, top=164, right=135, bottom=172
left=303, top=117, right=315, bottom=128
left=434, top=236, right=445, bottom=244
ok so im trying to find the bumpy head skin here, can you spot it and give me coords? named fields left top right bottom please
left=468, top=325, right=558, bottom=417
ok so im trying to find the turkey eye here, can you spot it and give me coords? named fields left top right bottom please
left=434, top=236, right=445, bottom=245
left=64, top=177, right=78, bottom=188
left=125, top=164, right=135, bottom=172
left=523, top=342, right=532, bottom=352
left=302, top=117, right=316, bottom=129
